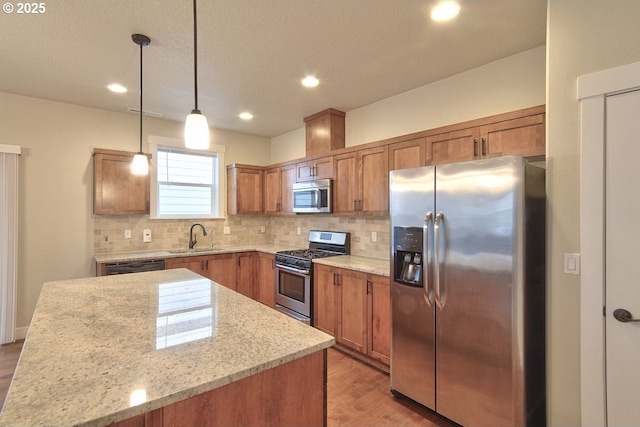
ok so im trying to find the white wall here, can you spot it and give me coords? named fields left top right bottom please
left=546, top=1, right=640, bottom=425
left=0, top=91, right=269, bottom=332
left=270, top=45, right=546, bottom=163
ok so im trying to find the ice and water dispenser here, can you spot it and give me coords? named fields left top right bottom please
left=393, top=227, right=423, bottom=286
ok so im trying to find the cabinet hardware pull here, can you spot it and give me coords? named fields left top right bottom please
left=481, top=138, right=486, bottom=156
left=473, top=139, right=478, bottom=158
left=367, top=280, right=371, bottom=294
left=353, top=200, right=358, bottom=212
left=206, top=260, right=209, bottom=270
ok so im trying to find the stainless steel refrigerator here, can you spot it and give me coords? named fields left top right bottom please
left=389, top=155, right=545, bottom=427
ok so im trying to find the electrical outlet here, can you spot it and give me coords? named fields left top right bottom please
left=297, top=227, right=301, bottom=235
left=223, top=227, right=231, bottom=235
left=260, top=225, right=266, bottom=233
left=371, top=231, right=377, bottom=242
left=124, top=229, right=131, bottom=239
left=143, top=229, right=152, bottom=243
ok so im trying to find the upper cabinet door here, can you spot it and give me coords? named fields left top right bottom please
left=279, top=164, right=297, bottom=214
left=359, top=146, right=389, bottom=216
left=227, top=164, right=263, bottom=215
left=333, top=146, right=389, bottom=216
left=479, top=113, right=545, bottom=158
left=428, top=127, right=480, bottom=166
left=333, top=152, right=359, bottom=215
left=296, top=156, right=334, bottom=182
left=93, top=149, right=149, bottom=215
left=389, top=137, right=427, bottom=171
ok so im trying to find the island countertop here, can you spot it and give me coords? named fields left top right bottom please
left=0, top=269, right=334, bottom=427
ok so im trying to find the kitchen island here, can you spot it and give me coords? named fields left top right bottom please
left=0, top=269, right=334, bottom=427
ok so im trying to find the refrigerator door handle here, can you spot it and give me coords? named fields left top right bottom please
left=434, top=211, right=446, bottom=309
left=423, top=211, right=434, bottom=306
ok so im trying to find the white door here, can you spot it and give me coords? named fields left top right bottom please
left=605, top=88, right=640, bottom=426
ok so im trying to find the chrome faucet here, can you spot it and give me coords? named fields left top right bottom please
left=189, top=223, right=208, bottom=249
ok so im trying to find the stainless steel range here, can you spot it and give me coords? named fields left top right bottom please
left=275, top=230, right=350, bottom=324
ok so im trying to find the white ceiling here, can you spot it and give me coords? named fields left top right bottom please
left=0, top=0, right=546, bottom=139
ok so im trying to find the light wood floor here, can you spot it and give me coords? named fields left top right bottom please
left=0, top=341, right=454, bottom=427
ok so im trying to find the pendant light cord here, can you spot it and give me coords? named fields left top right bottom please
left=193, top=0, right=199, bottom=112
left=139, top=41, right=144, bottom=153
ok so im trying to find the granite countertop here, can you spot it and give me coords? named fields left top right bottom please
left=94, top=244, right=390, bottom=276
left=0, top=269, right=334, bottom=427
left=313, top=255, right=390, bottom=277
left=93, top=243, right=299, bottom=264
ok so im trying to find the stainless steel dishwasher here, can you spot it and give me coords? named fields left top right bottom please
left=104, top=259, right=165, bottom=275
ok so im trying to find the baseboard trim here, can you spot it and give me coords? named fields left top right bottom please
left=14, top=326, right=28, bottom=341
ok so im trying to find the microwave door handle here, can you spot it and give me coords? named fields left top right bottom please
left=314, top=189, right=320, bottom=208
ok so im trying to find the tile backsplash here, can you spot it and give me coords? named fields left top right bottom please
left=93, top=214, right=390, bottom=260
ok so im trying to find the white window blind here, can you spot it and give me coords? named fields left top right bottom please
left=156, top=146, right=217, bottom=217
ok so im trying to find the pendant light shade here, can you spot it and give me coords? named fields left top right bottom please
left=131, top=153, right=149, bottom=175
left=131, top=33, right=150, bottom=175
left=185, top=0, right=210, bottom=150
left=185, top=109, right=210, bottom=149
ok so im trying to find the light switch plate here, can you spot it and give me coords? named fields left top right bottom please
left=563, top=253, right=580, bottom=275
left=223, top=227, right=231, bottom=235
left=371, top=231, right=377, bottom=242
left=124, top=229, right=131, bottom=239
left=143, top=229, right=152, bottom=243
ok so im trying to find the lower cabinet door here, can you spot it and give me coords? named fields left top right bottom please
left=314, top=264, right=337, bottom=335
left=336, top=269, right=368, bottom=353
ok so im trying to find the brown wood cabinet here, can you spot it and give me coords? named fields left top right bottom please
left=235, top=252, right=256, bottom=299
left=112, top=350, right=326, bottom=427
left=166, top=253, right=237, bottom=291
left=428, top=127, right=480, bottom=165
left=295, top=155, right=334, bottom=182
left=479, top=113, right=545, bottom=158
left=226, top=164, right=263, bottom=215
left=304, top=108, right=345, bottom=156
left=314, top=264, right=337, bottom=337
left=256, top=252, right=276, bottom=308
left=336, top=268, right=368, bottom=353
left=428, top=107, right=546, bottom=166
left=389, top=137, right=428, bottom=171
left=368, top=273, right=391, bottom=365
left=333, top=146, right=389, bottom=216
left=93, top=148, right=149, bottom=215
left=314, top=264, right=390, bottom=364
left=264, top=164, right=296, bottom=215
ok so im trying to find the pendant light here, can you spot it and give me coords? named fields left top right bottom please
left=131, top=33, right=150, bottom=175
left=184, top=0, right=210, bottom=150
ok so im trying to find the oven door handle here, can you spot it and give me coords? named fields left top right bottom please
left=275, top=264, right=310, bottom=275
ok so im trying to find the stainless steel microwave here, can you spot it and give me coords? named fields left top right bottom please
left=292, top=179, right=332, bottom=213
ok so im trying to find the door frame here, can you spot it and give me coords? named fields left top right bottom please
left=578, top=60, right=640, bottom=426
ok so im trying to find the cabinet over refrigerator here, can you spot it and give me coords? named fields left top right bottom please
left=389, top=155, right=546, bottom=427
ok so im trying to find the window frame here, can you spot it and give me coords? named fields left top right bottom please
left=149, top=135, right=226, bottom=219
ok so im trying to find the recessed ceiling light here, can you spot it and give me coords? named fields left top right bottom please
left=301, top=76, right=319, bottom=88
left=239, top=112, right=253, bottom=120
left=431, top=1, right=460, bottom=22
left=108, top=83, right=128, bottom=93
